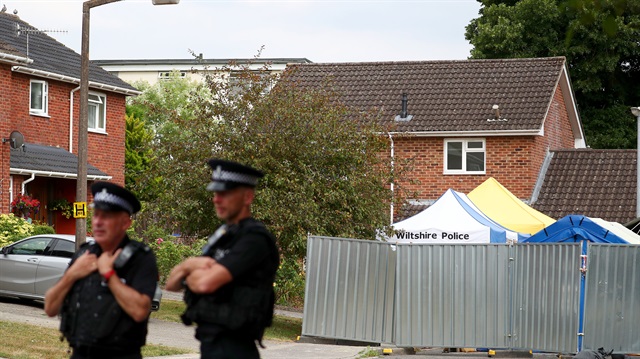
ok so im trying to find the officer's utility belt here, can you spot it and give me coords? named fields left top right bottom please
left=182, top=286, right=271, bottom=330
left=73, top=344, right=139, bottom=358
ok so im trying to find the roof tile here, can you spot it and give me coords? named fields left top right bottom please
left=533, top=149, right=636, bottom=223
left=281, top=57, right=566, bottom=133
left=0, top=13, right=136, bottom=92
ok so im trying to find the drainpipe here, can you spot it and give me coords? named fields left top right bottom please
left=9, top=176, right=13, bottom=212
left=21, top=173, right=35, bottom=194
left=388, top=132, right=394, bottom=225
left=70, top=86, right=81, bottom=153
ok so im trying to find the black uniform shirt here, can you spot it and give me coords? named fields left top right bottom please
left=69, top=236, right=158, bottom=300
left=65, top=235, right=158, bottom=349
left=194, top=217, right=279, bottom=339
left=215, top=222, right=274, bottom=282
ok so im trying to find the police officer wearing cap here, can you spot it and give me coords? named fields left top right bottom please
left=166, top=159, right=279, bottom=359
left=44, top=182, right=159, bottom=359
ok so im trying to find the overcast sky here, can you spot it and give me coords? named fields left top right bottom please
left=9, top=0, right=482, bottom=63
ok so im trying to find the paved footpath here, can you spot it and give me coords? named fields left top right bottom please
left=151, top=291, right=366, bottom=359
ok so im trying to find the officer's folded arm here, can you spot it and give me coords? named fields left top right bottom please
left=103, top=272, right=152, bottom=322
left=185, top=263, right=233, bottom=294
left=165, top=256, right=216, bottom=292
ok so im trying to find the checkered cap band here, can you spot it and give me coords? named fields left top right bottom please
left=93, top=188, right=134, bottom=214
left=212, top=168, right=259, bottom=186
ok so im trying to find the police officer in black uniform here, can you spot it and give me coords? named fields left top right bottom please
left=166, top=159, right=279, bottom=359
left=44, top=182, right=158, bottom=359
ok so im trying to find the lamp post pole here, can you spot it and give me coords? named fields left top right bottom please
left=631, top=107, right=640, bottom=219
left=77, top=0, right=123, bottom=249
left=76, top=0, right=179, bottom=250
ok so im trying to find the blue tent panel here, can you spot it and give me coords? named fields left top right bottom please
left=523, top=215, right=629, bottom=244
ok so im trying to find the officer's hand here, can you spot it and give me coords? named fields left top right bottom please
left=67, top=251, right=98, bottom=280
left=184, top=256, right=216, bottom=273
left=97, top=248, right=121, bottom=275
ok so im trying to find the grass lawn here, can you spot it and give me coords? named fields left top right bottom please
left=151, top=299, right=303, bottom=342
left=0, top=321, right=190, bottom=359
left=0, top=299, right=302, bottom=358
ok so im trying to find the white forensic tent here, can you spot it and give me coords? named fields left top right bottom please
left=390, top=189, right=528, bottom=244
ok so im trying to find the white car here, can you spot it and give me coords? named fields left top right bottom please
left=0, top=234, right=161, bottom=311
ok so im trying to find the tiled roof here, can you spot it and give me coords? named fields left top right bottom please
left=281, top=57, right=566, bottom=133
left=0, top=12, right=136, bottom=92
left=11, top=143, right=109, bottom=179
left=532, top=149, right=637, bottom=223
left=395, top=203, right=428, bottom=222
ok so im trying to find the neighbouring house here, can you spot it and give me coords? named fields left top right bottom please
left=93, top=57, right=312, bottom=86
left=281, top=57, right=586, bottom=222
left=532, top=149, right=637, bottom=224
left=0, top=12, right=138, bottom=233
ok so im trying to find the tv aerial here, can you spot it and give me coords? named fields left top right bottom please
left=15, top=23, right=67, bottom=58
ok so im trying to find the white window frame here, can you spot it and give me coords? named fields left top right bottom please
left=444, top=138, right=486, bottom=174
left=88, top=92, right=107, bottom=133
left=158, top=71, right=187, bottom=80
left=29, top=80, right=48, bottom=116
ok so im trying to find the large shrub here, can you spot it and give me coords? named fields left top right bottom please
left=0, top=214, right=37, bottom=248
left=148, top=236, right=205, bottom=284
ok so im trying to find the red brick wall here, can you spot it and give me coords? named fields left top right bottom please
left=391, top=85, right=577, bottom=201
left=1, top=68, right=127, bottom=213
left=0, top=64, right=11, bottom=211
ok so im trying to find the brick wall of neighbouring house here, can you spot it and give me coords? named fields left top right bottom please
left=4, top=72, right=127, bottom=207
left=87, top=94, right=126, bottom=186
left=0, top=64, right=12, bottom=211
left=542, top=85, right=575, bottom=151
left=390, top=136, right=543, bottom=199
left=390, top=85, right=577, bottom=201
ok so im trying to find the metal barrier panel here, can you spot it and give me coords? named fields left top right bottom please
left=394, top=244, right=511, bottom=348
left=302, top=236, right=396, bottom=343
left=584, top=244, right=640, bottom=353
left=511, top=244, right=581, bottom=353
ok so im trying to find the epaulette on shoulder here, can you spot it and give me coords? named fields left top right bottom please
left=79, top=241, right=94, bottom=250
left=129, top=240, right=151, bottom=253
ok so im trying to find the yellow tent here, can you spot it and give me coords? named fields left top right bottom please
left=468, top=177, right=556, bottom=235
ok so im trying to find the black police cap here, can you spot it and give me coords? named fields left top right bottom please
left=206, top=159, right=264, bottom=192
left=90, top=182, right=141, bottom=215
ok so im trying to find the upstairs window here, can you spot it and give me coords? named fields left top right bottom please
left=88, top=93, right=106, bottom=132
left=444, top=139, right=485, bottom=174
left=30, top=80, right=48, bottom=116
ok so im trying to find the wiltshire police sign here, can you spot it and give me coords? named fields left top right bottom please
left=389, top=189, right=516, bottom=244
left=395, top=231, right=471, bottom=241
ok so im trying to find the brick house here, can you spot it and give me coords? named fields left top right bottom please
left=282, top=57, right=586, bottom=221
left=0, top=12, right=138, bottom=233
left=93, top=58, right=312, bottom=86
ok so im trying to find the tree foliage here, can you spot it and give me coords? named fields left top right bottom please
left=124, top=113, right=153, bottom=201
left=466, top=0, right=640, bottom=148
left=134, top=60, right=410, bottom=270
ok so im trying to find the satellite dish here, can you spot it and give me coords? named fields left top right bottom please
left=8, top=131, right=24, bottom=150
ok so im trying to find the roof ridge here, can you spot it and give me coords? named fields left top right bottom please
left=296, top=56, right=566, bottom=67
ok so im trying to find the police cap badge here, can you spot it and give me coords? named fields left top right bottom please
left=90, top=181, right=141, bottom=215
left=206, top=159, right=264, bottom=192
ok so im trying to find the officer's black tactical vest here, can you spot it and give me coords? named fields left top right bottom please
left=60, top=240, right=149, bottom=349
left=181, top=218, right=279, bottom=346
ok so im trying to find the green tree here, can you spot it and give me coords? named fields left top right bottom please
left=127, top=71, right=199, bottom=128
left=465, top=0, right=640, bottom=148
left=124, top=113, right=154, bottom=201
left=136, top=60, right=411, bottom=305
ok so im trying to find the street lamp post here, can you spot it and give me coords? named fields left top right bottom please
left=631, top=107, right=640, bottom=219
left=76, top=0, right=179, bottom=249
